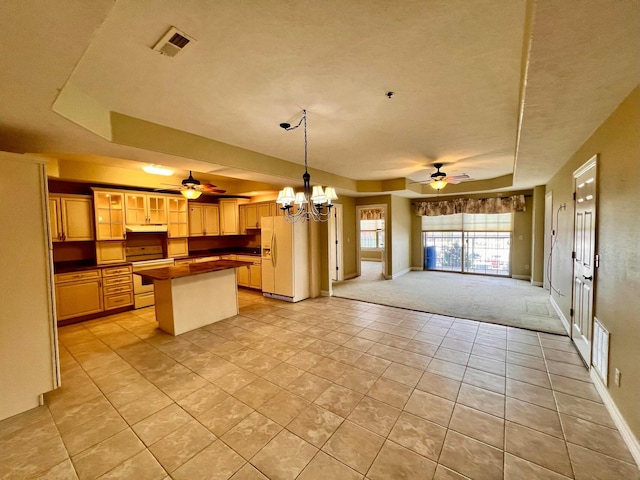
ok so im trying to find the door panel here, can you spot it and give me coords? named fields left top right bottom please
left=572, top=158, right=597, bottom=364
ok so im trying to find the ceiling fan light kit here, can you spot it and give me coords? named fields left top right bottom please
left=161, top=171, right=226, bottom=199
left=276, top=109, right=338, bottom=223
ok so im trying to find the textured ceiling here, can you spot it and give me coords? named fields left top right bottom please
left=0, top=0, right=638, bottom=197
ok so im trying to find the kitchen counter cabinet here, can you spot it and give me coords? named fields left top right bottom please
left=55, top=269, right=103, bottom=320
left=139, top=260, right=250, bottom=335
left=102, top=265, right=133, bottom=310
left=235, top=255, right=261, bottom=289
left=49, top=194, right=94, bottom=242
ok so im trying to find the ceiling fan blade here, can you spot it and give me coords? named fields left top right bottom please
left=408, top=179, right=433, bottom=185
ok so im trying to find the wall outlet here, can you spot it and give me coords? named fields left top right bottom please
left=615, top=368, right=621, bottom=386
left=525, top=264, right=530, bottom=270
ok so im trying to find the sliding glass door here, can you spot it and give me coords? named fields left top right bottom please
left=422, top=213, right=512, bottom=277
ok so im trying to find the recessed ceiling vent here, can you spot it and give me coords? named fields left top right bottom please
left=152, top=26, right=195, bottom=57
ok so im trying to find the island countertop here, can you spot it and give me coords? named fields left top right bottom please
left=137, top=260, right=253, bottom=281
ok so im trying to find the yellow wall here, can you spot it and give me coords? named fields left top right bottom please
left=546, top=86, right=640, bottom=438
left=531, top=185, right=546, bottom=285
left=390, top=196, right=412, bottom=276
left=511, top=195, right=533, bottom=278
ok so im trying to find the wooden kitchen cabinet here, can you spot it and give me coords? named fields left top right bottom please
left=55, top=269, right=103, bottom=320
left=219, top=199, right=239, bottom=235
left=96, top=240, right=126, bottom=265
left=167, top=196, right=188, bottom=237
left=189, top=204, right=219, bottom=236
left=167, top=238, right=188, bottom=257
left=249, top=264, right=262, bottom=289
left=245, top=204, right=258, bottom=230
left=124, top=193, right=168, bottom=225
left=93, top=190, right=125, bottom=240
left=236, top=255, right=261, bottom=290
left=49, top=194, right=94, bottom=242
left=102, top=265, right=133, bottom=310
left=257, top=204, right=271, bottom=228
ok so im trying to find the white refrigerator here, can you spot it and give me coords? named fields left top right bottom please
left=261, top=216, right=309, bottom=302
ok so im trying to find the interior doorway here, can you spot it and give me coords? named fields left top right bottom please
left=356, top=205, right=387, bottom=279
left=571, top=155, right=597, bottom=364
left=328, top=204, right=344, bottom=288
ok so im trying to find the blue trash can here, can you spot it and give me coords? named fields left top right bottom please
left=424, top=246, right=436, bottom=269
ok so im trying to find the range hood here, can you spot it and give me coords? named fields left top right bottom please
left=125, top=225, right=168, bottom=233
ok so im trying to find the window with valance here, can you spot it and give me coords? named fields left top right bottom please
left=413, top=195, right=526, bottom=216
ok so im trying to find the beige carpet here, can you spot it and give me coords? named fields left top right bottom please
left=332, top=262, right=566, bottom=335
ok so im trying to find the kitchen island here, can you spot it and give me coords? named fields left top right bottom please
left=137, top=260, right=252, bottom=335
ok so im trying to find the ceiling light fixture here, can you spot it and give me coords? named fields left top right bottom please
left=429, top=163, right=448, bottom=191
left=180, top=171, right=203, bottom=199
left=143, top=164, right=174, bottom=176
left=430, top=179, right=448, bottom=191
left=181, top=187, right=202, bottom=200
left=276, top=109, right=338, bottom=222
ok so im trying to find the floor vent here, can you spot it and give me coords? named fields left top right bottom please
left=592, top=317, right=609, bottom=385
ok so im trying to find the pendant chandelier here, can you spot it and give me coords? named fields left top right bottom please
left=276, top=109, right=338, bottom=222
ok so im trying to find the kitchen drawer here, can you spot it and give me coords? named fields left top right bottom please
left=103, top=283, right=133, bottom=295
left=55, top=269, right=101, bottom=284
left=103, top=275, right=132, bottom=287
left=195, top=256, right=220, bottom=263
left=175, top=259, right=194, bottom=266
left=104, top=291, right=134, bottom=310
left=102, top=265, right=132, bottom=277
left=237, top=255, right=260, bottom=264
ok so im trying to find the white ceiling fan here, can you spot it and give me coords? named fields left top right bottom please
left=410, top=163, right=470, bottom=191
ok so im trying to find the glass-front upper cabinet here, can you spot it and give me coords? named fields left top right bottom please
left=124, top=193, right=168, bottom=225
left=93, top=190, right=125, bottom=240
left=167, top=196, right=188, bottom=237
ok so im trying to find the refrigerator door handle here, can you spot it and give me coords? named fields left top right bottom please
left=272, top=234, right=277, bottom=267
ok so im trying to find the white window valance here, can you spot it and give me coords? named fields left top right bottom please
left=414, top=195, right=526, bottom=216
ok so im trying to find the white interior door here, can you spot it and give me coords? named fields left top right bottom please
left=572, top=156, right=597, bottom=364
left=329, top=205, right=344, bottom=282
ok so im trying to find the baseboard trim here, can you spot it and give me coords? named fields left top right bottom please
left=590, top=369, right=640, bottom=468
left=512, top=274, right=531, bottom=281
left=320, top=290, right=331, bottom=297
left=531, top=281, right=543, bottom=287
left=344, top=273, right=357, bottom=280
left=390, top=268, right=411, bottom=279
left=550, top=295, right=571, bottom=335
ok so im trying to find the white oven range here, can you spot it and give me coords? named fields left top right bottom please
left=131, top=258, right=175, bottom=308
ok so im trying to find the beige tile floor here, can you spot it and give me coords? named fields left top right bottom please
left=2, top=290, right=639, bottom=479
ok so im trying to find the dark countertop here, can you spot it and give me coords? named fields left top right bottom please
left=137, top=260, right=252, bottom=281
left=53, top=249, right=261, bottom=273
left=54, top=261, right=130, bottom=274
left=188, top=248, right=261, bottom=259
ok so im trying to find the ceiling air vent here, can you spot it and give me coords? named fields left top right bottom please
left=152, top=26, right=195, bottom=57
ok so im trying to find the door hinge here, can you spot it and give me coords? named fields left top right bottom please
left=336, top=266, right=339, bottom=271
left=570, top=308, right=574, bottom=317
left=571, top=251, right=576, bottom=259
left=573, top=192, right=576, bottom=200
